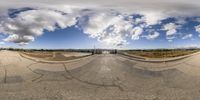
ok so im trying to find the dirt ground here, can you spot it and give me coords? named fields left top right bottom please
left=22, top=51, right=91, bottom=61
left=124, top=49, right=199, bottom=58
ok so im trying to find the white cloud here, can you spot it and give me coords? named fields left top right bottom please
left=0, top=8, right=144, bottom=46
left=0, top=0, right=200, bottom=47
left=3, top=34, right=34, bottom=45
left=182, top=34, right=192, bottom=39
left=163, top=23, right=179, bottom=36
left=2, top=0, right=200, bottom=17
left=140, top=11, right=167, bottom=26
left=143, top=32, right=160, bottom=40
left=83, top=12, right=119, bottom=38
left=130, top=27, right=143, bottom=40
left=195, top=25, right=200, bottom=33
left=0, top=9, right=79, bottom=45
left=82, top=11, right=135, bottom=46
left=195, top=25, right=200, bottom=38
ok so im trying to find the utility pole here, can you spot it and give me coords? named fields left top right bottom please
left=92, top=45, right=96, bottom=55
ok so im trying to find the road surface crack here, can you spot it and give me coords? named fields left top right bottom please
left=26, top=62, right=44, bottom=82
left=63, top=64, right=124, bottom=91
left=0, top=64, right=11, bottom=84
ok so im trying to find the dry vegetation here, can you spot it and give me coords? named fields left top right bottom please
left=22, top=51, right=53, bottom=58
left=22, top=51, right=91, bottom=61
left=124, top=49, right=200, bottom=58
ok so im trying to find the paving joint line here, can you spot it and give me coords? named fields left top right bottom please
left=26, top=62, right=44, bottom=82
left=62, top=64, right=124, bottom=91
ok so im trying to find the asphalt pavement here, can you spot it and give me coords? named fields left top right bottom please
left=1, top=51, right=200, bottom=100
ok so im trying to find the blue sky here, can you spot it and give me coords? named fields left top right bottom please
left=25, top=27, right=98, bottom=49
left=1, top=23, right=200, bottom=49
left=1, top=0, right=200, bottom=49
left=0, top=27, right=99, bottom=49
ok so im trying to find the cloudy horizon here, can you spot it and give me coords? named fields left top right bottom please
left=0, top=0, right=200, bottom=49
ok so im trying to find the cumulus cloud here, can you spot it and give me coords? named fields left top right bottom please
left=0, top=0, right=200, bottom=47
left=163, top=23, right=179, bottom=36
left=0, top=9, right=79, bottom=45
left=143, top=32, right=160, bottom=40
left=2, top=0, right=200, bottom=16
left=195, top=25, right=200, bottom=38
left=162, top=22, right=181, bottom=42
left=3, top=34, right=34, bottom=45
left=130, top=27, right=143, bottom=40
left=81, top=11, right=141, bottom=46
left=195, top=25, right=200, bottom=33
left=0, top=7, right=142, bottom=46
left=182, top=34, right=192, bottom=39
left=140, top=11, right=167, bottom=26
left=0, top=7, right=145, bottom=46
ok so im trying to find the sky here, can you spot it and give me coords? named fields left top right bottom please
left=0, top=0, right=200, bottom=49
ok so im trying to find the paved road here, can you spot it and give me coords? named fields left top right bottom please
left=1, top=51, right=200, bottom=100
